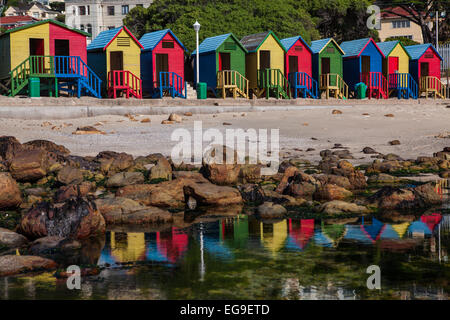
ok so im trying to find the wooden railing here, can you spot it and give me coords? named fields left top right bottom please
left=319, top=73, right=348, bottom=99
left=10, top=55, right=54, bottom=96
left=288, top=72, right=318, bottom=98
left=388, top=73, right=418, bottom=99
left=155, top=71, right=186, bottom=98
left=420, top=76, right=447, bottom=99
left=107, top=70, right=142, bottom=99
left=217, top=70, right=249, bottom=99
left=257, top=68, right=291, bottom=99
left=360, top=72, right=388, bottom=99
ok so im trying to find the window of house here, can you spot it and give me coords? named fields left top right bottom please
left=392, top=20, right=410, bottom=28
left=87, top=24, right=92, bottom=34
left=80, top=24, right=85, bottom=31
left=79, top=6, right=86, bottom=15
left=108, top=26, right=115, bottom=30
left=33, top=12, right=39, bottom=18
left=87, top=5, right=90, bottom=15
left=122, top=5, right=129, bottom=15
left=162, top=40, right=175, bottom=49
left=107, top=6, right=115, bottom=16
left=41, top=12, right=46, bottom=18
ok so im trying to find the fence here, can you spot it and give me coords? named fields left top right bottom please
left=438, top=44, right=450, bottom=73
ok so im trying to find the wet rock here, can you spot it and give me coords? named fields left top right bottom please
left=201, top=146, right=240, bottom=185
left=57, top=166, right=84, bottom=185
left=183, top=181, right=243, bottom=206
left=383, top=153, right=403, bottom=161
left=332, top=149, right=353, bottom=159
left=24, top=187, right=48, bottom=197
left=95, top=197, right=172, bottom=224
left=238, top=184, right=265, bottom=204
left=275, top=166, right=298, bottom=193
left=55, top=182, right=95, bottom=202
left=0, top=227, right=28, bottom=248
left=29, top=236, right=82, bottom=260
left=239, top=164, right=262, bottom=183
left=0, top=173, right=22, bottom=209
left=316, top=174, right=352, bottom=190
left=262, top=190, right=307, bottom=206
left=9, top=149, right=50, bottom=181
left=186, top=196, right=197, bottom=210
left=440, top=171, right=450, bottom=178
left=96, top=151, right=134, bottom=174
left=320, top=149, right=332, bottom=158
left=23, top=140, right=70, bottom=156
left=313, top=184, right=352, bottom=201
left=368, top=187, right=416, bottom=210
left=367, top=173, right=402, bottom=184
left=173, top=171, right=208, bottom=182
left=413, top=182, right=442, bottom=206
left=389, top=140, right=401, bottom=145
left=256, top=202, right=287, bottom=219
left=0, top=136, right=23, bottom=161
left=362, top=147, right=377, bottom=154
left=106, top=171, right=145, bottom=188
left=331, top=161, right=367, bottom=190
left=149, top=158, right=172, bottom=181
left=318, top=200, right=370, bottom=215
left=18, top=197, right=106, bottom=240
left=0, top=255, right=57, bottom=277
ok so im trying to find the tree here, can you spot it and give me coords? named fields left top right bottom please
left=377, top=0, right=450, bottom=44
left=385, top=36, right=420, bottom=46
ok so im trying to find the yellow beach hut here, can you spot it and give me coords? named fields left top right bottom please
left=240, top=31, right=290, bottom=99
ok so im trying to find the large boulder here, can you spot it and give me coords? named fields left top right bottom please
left=413, top=182, right=442, bottom=206
left=57, top=166, right=84, bottom=185
left=368, top=187, right=416, bottom=210
left=96, top=151, right=134, bottom=174
left=275, top=166, right=298, bottom=193
left=149, top=158, right=172, bottom=181
left=238, top=184, right=265, bottom=204
left=316, top=174, right=352, bottom=190
left=106, top=171, right=145, bottom=188
left=183, top=181, right=243, bottom=206
left=314, top=184, right=352, bottom=201
left=18, top=197, right=106, bottom=240
left=9, top=149, right=50, bottom=181
left=256, top=202, right=287, bottom=219
left=201, top=146, right=241, bottom=185
left=0, top=136, right=23, bottom=161
left=55, top=181, right=95, bottom=202
left=0, top=227, right=28, bottom=248
left=0, top=255, right=57, bottom=277
left=23, top=140, right=70, bottom=156
left=0, top=172, right=22, bottom=209
left=318, top=200, right=370, bottom=215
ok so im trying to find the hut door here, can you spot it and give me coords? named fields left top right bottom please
left=219, top=53, right=231, bottom=71
left=388, top=57, right=399, bottom=74
left=420, top=62, right=429, bottom=77
left=156, top=54, right=169, bottom=84
left=259, top=50, right=271, bottom=70
left=288, top=56, right=298, bottom=74
left=55, top=40, right=70, bottom=56
left=321, top=57, right=330, bottom=75
left=54, top=40, right=70, bottom=74
left=29, top=39, right=44, bottom=73
left=110, top=51, right=124, bottom=71
left=361, top=56, right=370, bottom=74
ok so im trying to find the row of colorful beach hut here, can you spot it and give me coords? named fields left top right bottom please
left=0, top=19, right=446, bottom=100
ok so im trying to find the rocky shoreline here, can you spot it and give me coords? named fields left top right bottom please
left=0, top=134, right=449, bottom=277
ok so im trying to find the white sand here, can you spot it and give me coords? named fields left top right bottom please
left=0, top=103, right=449, bottom=165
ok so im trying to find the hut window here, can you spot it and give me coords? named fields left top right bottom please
left=326, top=47, right=335, bottom=53
left=224, top=42, right=236, bottom=50
left=117, top=37, right=130, bottom=46
left=425, top=53, right=434, bottom=58
left=294, top=46, right=303, bottom=52
left=162, top=40, right=175, bottom=49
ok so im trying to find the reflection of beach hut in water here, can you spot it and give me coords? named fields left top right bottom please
left=139, top=29, right=186, bottom=98
left=420, top=213, right=442, bottom=232
left=87, top=26, right=143, bottom=98
left=376, top=40, right=417, bottom=99
left=280, top=36, right=317, bottom=98
left=108, top=232, right=146, bottom=263
left=343, top=225, right=374, bottom=245
left=310, top=38, right=347, bottom=99
left=405, top=44, right=445, bottom=99
left=361, top=218, right=386, bottom=243
left=192, top=33, right=249, bottom=99
left=240, top=31, right=290, bottom=99
left=408, top=221, right=432, bottom=237
left=286, top=219, right=315, bottom=251
left=340, top=38, right=387, bottom=99
left=260, top=220, right=288, bottom=256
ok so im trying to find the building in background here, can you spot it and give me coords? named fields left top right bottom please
left=65, top=0, right=152, bottom=40
left=4, top=1, right=59, bottom=20
left=0, top=15, right=40, bottom=29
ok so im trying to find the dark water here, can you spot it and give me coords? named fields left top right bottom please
left=1, top=208, right=449, bottom=300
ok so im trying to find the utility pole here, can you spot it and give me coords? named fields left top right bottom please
left=436, top=10, right=439, bottom=48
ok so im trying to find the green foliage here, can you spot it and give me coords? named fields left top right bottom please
left=385, top=36, right=419, bottom=46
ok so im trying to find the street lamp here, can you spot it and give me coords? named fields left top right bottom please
left=193, top=21, right=201, bottom=85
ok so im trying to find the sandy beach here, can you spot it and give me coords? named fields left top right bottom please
left=0, top=102, right=449, bottom=164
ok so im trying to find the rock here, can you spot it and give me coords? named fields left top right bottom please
left=238, top=184, right=265, bottom=204
left=55, top=181, right=95, bottom=202
left=72, top=126, right=106, bottom=135
left=239, top=165, right=262, bottom=183
left=106, top=171, right=145, bottom=188
left=0, top=227, right=28, bottom=248
left=9, top=149, right=50, bottom=181
left=201, top=146, right=240, bottom=185
left=184, top=112, right=193, bottom=116
left=161, top=120, right=175, bottom=125
left=0, top=136, right=23, bottom=161
left=0, top=255, right=57, bottom=277
left=362, top=147, right=377, bottom=154
left=24, top=187, right=48, bottom=197
left=29, top=236, right=81, bottom=258
left=256, top=202, right=287, bottom=219
left=186, top=196, right=197, bottom=210
left=173, top=171, right=208, bottom=182
left=223, top=122, right=232, bottom=126
left=183, top=181, right=243, bottom=206
left=389, top=140, right=401, bottom=145
left=18, top=197, right=106, bottom=240
left=318, top=200, right=370, bottom=215
left=284, top=171, right=319, bottom=198
left=149, top=158, right=172, bottom=181
left=368, top=187, right=416, bottom=210
left=383, top=153, right=403, bottom=161
left=413, top=182, right=442, bottom=206
left=262, top=190, right=306, bottom=206
left=140, top=118, right=151, bottom=123
left=0, top=173, right=22, bottom=209
left=440, top=171, right=450, bottom=178
left=367, top=173, right=401, bottom=184
left=57, top=166, right=84, bottom=185
left=95, top=197, right=172, bottom=224
left=168, top=113, right=182, bottom=123
left=332, top=109, right=343, bottom=114
left=384, top=114, right=394, bottom=117
left=23, top=140, right=70, bottom=156
left=314, top=184, right=352, bottom=201
left=316, top=174, right=352, bottom=190
left=96, top=151, right=134, bottom=173
left=320, top=149, right=332, bottom=158
left=275, top=166, right=299, bottom=193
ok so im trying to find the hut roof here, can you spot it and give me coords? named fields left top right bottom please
left=310, top=38, right=345, bottom=55
left=240, top=31, right=286, bottom=53
left=376, top=40, right=412, bottom=59
left=340, top=38, right=385, bottom=58
left=280, top=35, right=312, bottom=53
left=1, top=19, right=89, bottom=37
left=405, top=43, right=443, bottom=61
left=192, top=33, right=247, bottom=55
left=140, top=29, right=186, bottom=52
left=87, top=26, right=143, bottom=51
